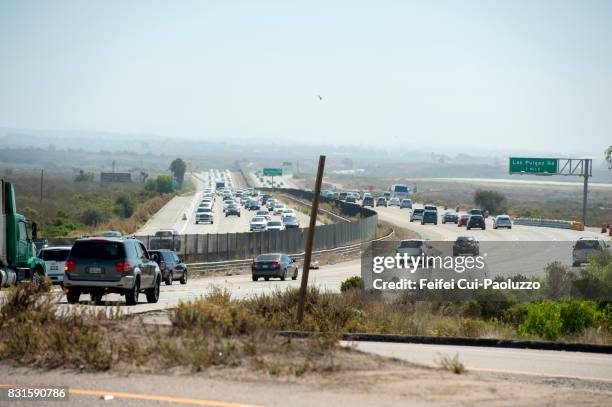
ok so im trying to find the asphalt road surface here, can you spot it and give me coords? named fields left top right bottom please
left=345, top=341, right=612, bottom=383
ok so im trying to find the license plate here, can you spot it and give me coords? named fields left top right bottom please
left=89, top=267, right=102, bottom=274
left=50, top=265, right=58, bottom=270
left=262, top=265, right=269, bottom=269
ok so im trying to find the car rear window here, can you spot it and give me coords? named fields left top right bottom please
left=413, top=209, right=424, bottom=214
left=39, top=249, right=71, bottom=261
left=256, top=254, right=281, bottom=262
left=575, top=240, right=600, bottom=249
left=399, top=240, right=423, bottom=248
left=70, top=240, right=126, bottom=260
left=155, top=231, right=174, bottom=238
left=268, top=221, right=282, bottom=226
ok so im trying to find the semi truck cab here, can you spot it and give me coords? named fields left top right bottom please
left=1, top=179, right=47, bottom=287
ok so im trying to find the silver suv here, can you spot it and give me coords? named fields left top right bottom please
left=63, top=237, right=161, bottom=305
left=572, top=237, right=610, bottom=266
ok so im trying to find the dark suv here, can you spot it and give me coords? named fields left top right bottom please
left=467, top=215, right=486, bottom=230
left=149, top=249, right=188, bottom=285
left=63, top=237, right=161, bottom=305
left=453, top=235, right=480, bottom=256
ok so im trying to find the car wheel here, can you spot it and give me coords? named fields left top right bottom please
left=180, top=270, right=187, bottom=285
left=252, top=275, right=258, bottom=282
left=572, top=261, right=579, bottom=267
left=165, top=272, right=173, bottom=285
left=467, top=226, right=471, bottom=230
left=264, top=277, right=270, bottom=281
left=66, top=289, right=81, bottom=304
left=146, top=277, right=160, bottom=304
left=195, top=221, right=199, bottom=224
left=281, top=269, right=286, bottom=281
left=125, top=278, right=140, bottom=306
left=90, top=291, right=104, bottom=305
left=292, top=270, right=298, bottom=280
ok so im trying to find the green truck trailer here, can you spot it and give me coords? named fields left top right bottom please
left=0, top=179, right=47, bottom=287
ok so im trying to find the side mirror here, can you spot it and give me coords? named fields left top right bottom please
left=31, top=222, right=38, bottom=240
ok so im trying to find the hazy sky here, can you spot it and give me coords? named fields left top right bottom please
left=1, top=0, right=611, bottom=154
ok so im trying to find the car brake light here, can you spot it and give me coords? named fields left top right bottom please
left=251, top=263, right=257, bottom=269
left=115, top=261, right=130, bottom=273
left=272, top=262, right=280, bottom=269
left=64, top=260, right=75, bottom=272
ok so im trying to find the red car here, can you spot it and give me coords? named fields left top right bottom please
left=457, top=214, right=469, bottom=227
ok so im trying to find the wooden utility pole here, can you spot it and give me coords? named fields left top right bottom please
left=296, top=155, right=326, bottom=323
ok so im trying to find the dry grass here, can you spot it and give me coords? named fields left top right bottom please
left=438, top=354, right=466, bottom=374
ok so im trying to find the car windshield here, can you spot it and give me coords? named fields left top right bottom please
left=457, top=236, right=474, bottom=242
left=70, top=241, right=125, bottom=260
left=399, top=240, right=423, bottom=248
left=39, top=249, right=71, bottom=261
left=256, top=254, right=281, bottom=262
left=575, top=240, right=599, bottom=249
left=155, top=231, right=174, bottom=237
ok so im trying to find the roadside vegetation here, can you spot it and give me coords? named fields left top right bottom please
left=1, top=158, right=191, bottom=238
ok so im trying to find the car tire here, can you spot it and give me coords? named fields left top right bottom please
left=467, top=226, right=471, bottom=230
left=180, top=270, right=187, bottom=285
left=264, top=277, right=270, bottom=281
left=146, top=277, right=160, bottom=304
left=125, top=279, right=140, bottom=306
left=195, top=221, right=199, bottom=225
left=66, top=289, right=81, bottom=304
left=252, top=276, right=258, bottom=282
left=281, top=269, right=286, bottom=281
left=165, top=272, right=172, bottom=286
left=292, top=270, right=298, bottom=280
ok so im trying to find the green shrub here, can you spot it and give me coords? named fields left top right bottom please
left=519, top=301, right=563, bottom=340
left=519, top=301, right=600, bottom=340
left=340, top=276, right=364, bottom=292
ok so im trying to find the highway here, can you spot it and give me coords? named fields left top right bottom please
left=55, top=180, right=612, bottom=384
left=137, top=171, right=313, bottom=236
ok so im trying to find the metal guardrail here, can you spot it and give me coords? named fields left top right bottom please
left=187, top=228, right=395, bottom=272
left=513, top=218, right=573, bottom=229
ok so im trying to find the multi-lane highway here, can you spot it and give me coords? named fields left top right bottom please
left=137, top=171, right=313, bottom=236
left=56, top=177, right=612, bottom=384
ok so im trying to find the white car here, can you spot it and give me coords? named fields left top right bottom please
left=396, top=239, right=434, bottom=267
left=273, top=204, right=286, bottom=215
left=38, top=246, right=72, bottom=285
left=196, top=209, right=214, bottom=224
left=280, top=208, right=296, bottom=217
left=266, top=220, right=285, bottom=231
left=493, top=215, right=512, bottom=229
left=388, top=197, right=401, bottom=207
left=250, top=216, right=268, bottom=231
left=410, top=208, right=425, bottom=222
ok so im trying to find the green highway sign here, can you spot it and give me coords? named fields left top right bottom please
left=263, top=167, right=283, bottom=176
left=509, top=157, right=558, bottom=175
left=282, top=161, right=292, bottom=167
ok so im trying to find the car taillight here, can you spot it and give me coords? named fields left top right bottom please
left=115, top=261, right=130, bottom=273
left=272, top=262, right=280, bottom=269
left=251, top=263, right=257, bottom=269
left=64, top=260, right=75, bottom=272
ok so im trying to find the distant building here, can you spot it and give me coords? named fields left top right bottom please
left=100, top=172, right=132, bottom=184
